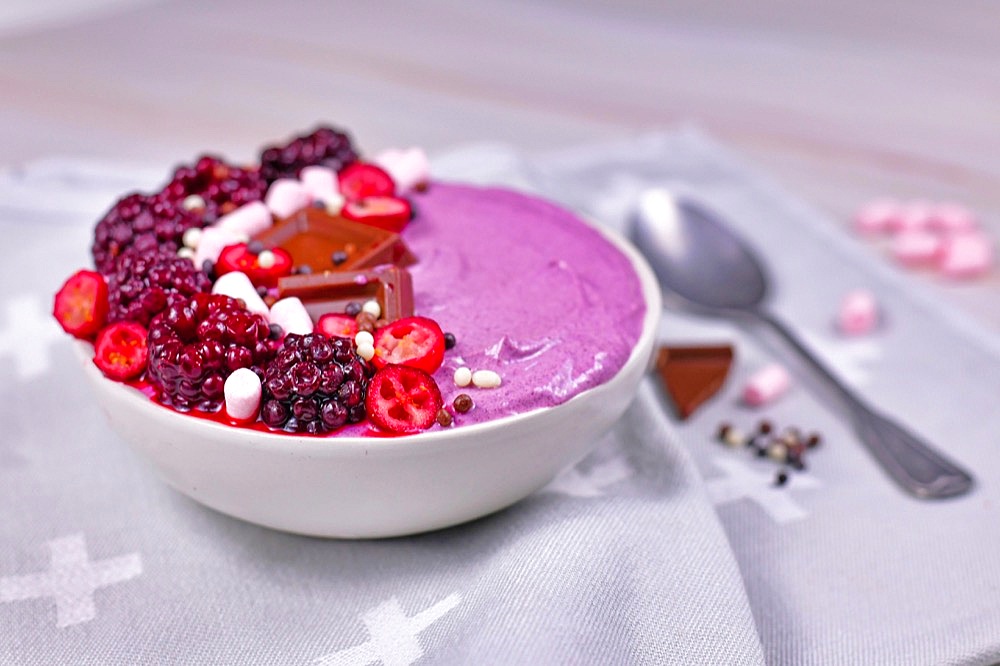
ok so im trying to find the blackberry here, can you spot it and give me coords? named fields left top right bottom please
left=107, top=248, right=211, bottom=327
left=159, top=155, right=267, bottom=222
left=92, top=193, right=205, bottom=274
left=260, top=333, right=372, bottom=434
left=147, top=294, right=273, bottom=412
left=259, top=126, right=358, bottom=184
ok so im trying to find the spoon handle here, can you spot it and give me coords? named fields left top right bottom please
left=755, top=309, right=974, bottom=499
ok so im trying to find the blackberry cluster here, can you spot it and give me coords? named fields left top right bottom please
left=147, top=294, right=273, bottom=411
left=159, top=155, right=267, bottom=222
left=260, top=333, right=371, bottom=434
left=92, top=193, right=204, bottom=274
left=258, top=126, right=358, bottom=184
left=107, top=248, right=211, bottom=327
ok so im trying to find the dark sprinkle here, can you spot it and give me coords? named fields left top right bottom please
left=435, top=408, right=453, bottom=427
left=247, top=240, right=264, bottom=255
left=453, top=394, right=474, bottom=414
left=297, top=265, right=313, bottom=275
left=256, top=285, right=269, bottom=298
left=758, top=419, right=773, bottom=435
left=331, top=250, right=348, bottom=266
left=774, top=470, right=789, bottom=487
left=443, top=332, right=456, bottom=350
left=268, top=323, right=284, bottom=340
left=201, top=259, right=215, bottom=279
left=312, top=199, right=327, bottom=209
left=345, top=301, right=362, bottom=316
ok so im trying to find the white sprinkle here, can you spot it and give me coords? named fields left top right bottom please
left=323, top=192, right=346, bottom=216
left=362, top=300, right=381, bottom=318
left=472, top=369, right=502, bottom=389
left=767, top=442, right=788, bottom=462
left=354, top=330, right=375, bottom=348
left=177, top=247, right=195, bottom=260
left=357, top=343, right=375, bottom=361
left=257, top=250, right=276, bottom=269
left=182, top=194, right=206, bottom=210
left=454, top=366, right=472, bottom=387
left=182, top=227, right=202, bottom=249
left=235, top=233, right=250, bottom=244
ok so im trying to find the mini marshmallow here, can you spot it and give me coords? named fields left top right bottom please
left=211, top=271, right=270, bottom=319
left=837, top=289, right=879, bottom=335
left=929, top=202, right=978, bottom=233
left=269, top=297, right=314, bottom=336
left=888, top=201, right=933, bottom=234
left=374, top=147, right=429, bottom=194
left=194, top=225, right=246, bottom=268
left=299, top=166, right=340, bottom=201
left=854, top=198, right=903, bottom=235
left=224, top=367, right=262, bottom=421
left=742, top=363, right=790, bottom=407
left=217, top=201, right=273, bottom=238
left=265, top=178, right=313, bottom=218
left=890, top=229, right=942, bottom=266
left=938, top=231, right=994, bottom=279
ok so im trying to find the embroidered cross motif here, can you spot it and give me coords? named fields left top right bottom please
left=705, top=456, right=821, bottom=524
left=0, top=294, right=64, bottom=380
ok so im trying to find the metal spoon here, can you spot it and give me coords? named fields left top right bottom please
left=630, top=188, right=974, bottom=499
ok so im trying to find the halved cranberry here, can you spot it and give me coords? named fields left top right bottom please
left=316, top=313, right=359, bottom=339
left=338, top=163, right=395, bottom=201
left=366, top=365, right=443, bottom=433
left=216, top=243, right=293, bottom=288
left=342, top=196, right=412, bottom=233
left=372, top=316, right=445, bottom=374
left=93, top=321, right=148, bottom=380
left=53, top=269, right=109, bottom=339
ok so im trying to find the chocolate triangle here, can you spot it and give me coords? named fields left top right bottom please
left=654, top=345, right=734, bottom=420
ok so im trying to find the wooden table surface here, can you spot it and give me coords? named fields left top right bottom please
left=3, top=0, right=998, bottom=328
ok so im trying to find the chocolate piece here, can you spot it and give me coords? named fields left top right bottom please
left=254, top=207, right=415, bottom=273
left=277, top=266, right=414, bottom=323
left=654, top=344, right=734, bottom=419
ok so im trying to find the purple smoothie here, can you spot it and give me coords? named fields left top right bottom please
left=399, top=182, right=646, bottom=426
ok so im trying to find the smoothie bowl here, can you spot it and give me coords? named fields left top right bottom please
left=56, top=126, right=660, bottom=538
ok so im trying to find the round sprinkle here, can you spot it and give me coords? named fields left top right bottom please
left=357, top=344, right=375, bottom=361
left=256, top=285, right=269, bottom=298
left=453, top=366, right=472, bottom=387
left=471, top=369, right=501, bottom=389
left=324, top=193, right=346, bottom=215
left=774, top=470, right=789, bottom=487
left=235, top=233, right=250, bottom=244
left=354, top=330, right=375, bottom=348
left=722, top=428, right=745, bottom=448
left=268, top=323, right=283, bottom=340
left=331, top=250, right=349, bottom=266
left=362, top=300, right=381, bottom=318
left=806, top=433, right=822, bottom=448
left=182, top=227, right=202, bottom=249
left=443, top=332, right=456, bottom=350
left=202, top=259, right=215, bottom=278
left=177, top=247, right=195, bottom=260
left=247, top=240, right=265, bottom=255
left=767, top=441, right=788, bottom=462
left=436, top=409, right=453, bottom=427
left=257, top=250, right=276, bottom=269
left=757, top=420, right=773, bottom=435
left=716, top=422, right=732, bottom=440
left=345, top=301, right=362, bottom=316
left=453, top=394, right=474, bottom=413
left=182, top=194, right=206, bottom=211
left=296, top=265, right=313, bottom=275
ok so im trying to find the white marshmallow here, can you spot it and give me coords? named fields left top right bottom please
left=471, top=369, right=502, bottom=389
left=224, top=367, right=262, bottom=422
left=269, top=297, right=314, bottom=336
left=742, top=364, right=790, bottom=407
left=374, top=147, right=429, bottom=194
left=265, top=178, right=313, bottom=218
left=299, top=166, right=340, bottom=201
left=217, top=201, right=273, bottom=238
left=193, top=225, right=244, bottom=268
left=211, top=271, right=270, bottom=319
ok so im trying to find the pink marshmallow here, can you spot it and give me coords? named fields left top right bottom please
left=193, top=225, right=245, bottom=268
left=269, top=297, right=313, bottom=336
left=217, top=201, right=273, bottom=238
left=742, top=364, right=790, bottom=407
left=888, top=200, right=933, bottom=234
left=929, top=202, right=978, bottom=233
left=837, top=289, right=879, bottom=335
left=374, top=147, right=429, bottom=194
left=854, top=198, right=903, bottom=235
left=224, top=367, right=262, bottom=422
left=299, top=166, right=340, bottom=200
left=890, top=229, right=943, bottom=267
left=265, top=178, right=313, bottom=218
left=938, top=231, right=994, bottom=279
left=211, top=271, right=270, bottom=319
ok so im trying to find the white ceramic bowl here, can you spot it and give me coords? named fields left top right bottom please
left=75, top=225, right=661, bottom=538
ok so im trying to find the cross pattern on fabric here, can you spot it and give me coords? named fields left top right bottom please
left=314, top=593, right=461, bottom=666
left=0, top=533, right=143, bottom=627
left=543, top=455, right=632, bottom=498
left=0, top=293, right=64, bottom=380
left=705, top=456, right=821, bottom=524
left=803, top=330, right=882, bottom=387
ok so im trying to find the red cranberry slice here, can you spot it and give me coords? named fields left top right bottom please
left=216, top=243, right=293, bottom=288
left=93, top=321, right=148, bottom=380
left=316, top=313, right=359, bottom=339
left=342, top=196, right=412, bottom=233
left=53, top=269, right=109, bottom=339
left=366, top=365, right=443, bottom=433
left=338, top=163, right=396, bottom=202
left=372, top=316, right=445, bottom=374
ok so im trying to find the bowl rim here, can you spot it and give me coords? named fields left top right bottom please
left=77, top=218, right=662, bottom=456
